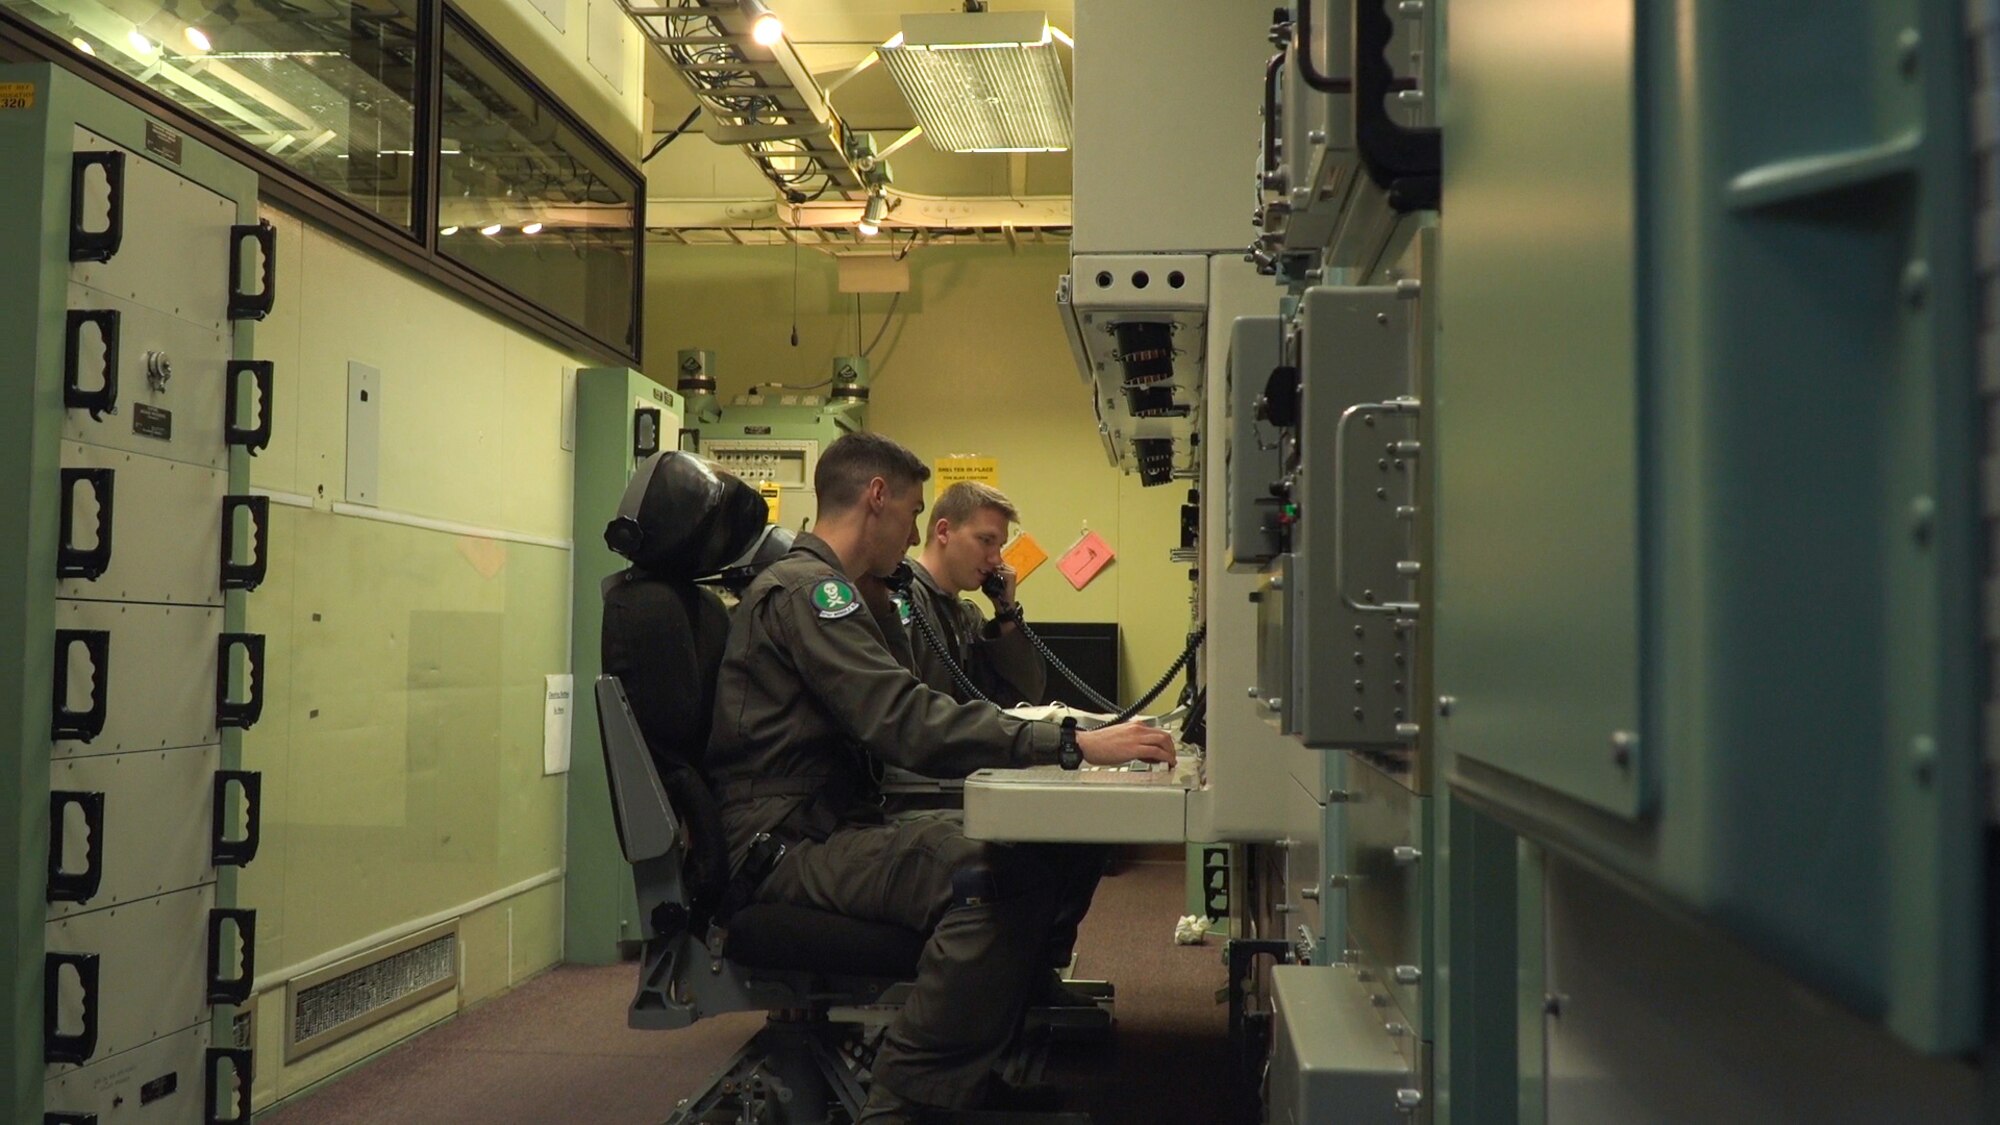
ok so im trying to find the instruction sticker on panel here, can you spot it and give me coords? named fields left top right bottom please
left=934, top=456, right=999, bottom=488
left=1056, top=531, right=1114, bottom=591
left=0, top=82, right=35, bottom=110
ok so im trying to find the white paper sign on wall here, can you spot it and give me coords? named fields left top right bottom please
left=544, top=673, right=573, bottom=775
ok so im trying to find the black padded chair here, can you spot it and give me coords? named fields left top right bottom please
left=596, top=453, right=928, bottom=1124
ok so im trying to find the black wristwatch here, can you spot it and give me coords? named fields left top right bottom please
left=994, top=600, right=1025, bottom=625
left=1058, top=717, right=1083, bottom=770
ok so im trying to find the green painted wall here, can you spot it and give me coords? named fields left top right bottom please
left=240, top=208, right=588, bottom=1110
left=643, top=243, right=1195, bottom=698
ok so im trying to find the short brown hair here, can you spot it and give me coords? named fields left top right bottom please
left=815, top=432, right=930, bottom=515
left=928, top=481, right=1018, bottom=543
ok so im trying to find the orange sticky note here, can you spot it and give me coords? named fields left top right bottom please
left=1003, top=533, right=1049, bottom=585
left=1056, top=531, right=1115, bottom=591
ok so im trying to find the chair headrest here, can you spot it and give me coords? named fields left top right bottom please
left=704, top=525, right=796, bottom=592
left=604, top=451, right=769, bottom=580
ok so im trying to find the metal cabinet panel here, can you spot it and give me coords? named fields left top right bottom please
left=1289, top=285, right=1419, bottom=750
left=1226, top=315, right=1285, bottom=571
left=53, top=600, right=223, bottom=759
left=47, top=746, right=220, bottom=921
left=1539, top=858, right=1977, bottom=1124
left=1439, top=0, right=1981, bottom=1053
left=1265, top=964, right=1417, bottom=1125
left=68, top=127, right=234, bottom=334
left=42, top=1023, right=211, bottom=1125
left=1434, top=0, right=1641, bottom=819
left=1344, top=754, right=1430, bottom=1040
left=1278, top=776, right=1327, bottom=958
left=56, top=443, right=227, bottom=607
left=1072, top=0, right=1270, bottom=253
left=60, top=286, right=231, bottom=471
left=45, top=883, right=216, bottom=1072
left=1253, top=560, right=1292, bottom=732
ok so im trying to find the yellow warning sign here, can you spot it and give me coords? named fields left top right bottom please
left=934, top=456, right=998, bottom=488
left=0, top=83, right=36, bottom=111
left=758, top=480, right=782, bottom=523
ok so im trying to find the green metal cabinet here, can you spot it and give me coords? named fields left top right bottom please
left=0, top=63, right=265, bottom=1123
left=565, top=368, right=683, bottom=962
left=1436, top=0, right=1979, bottom=1053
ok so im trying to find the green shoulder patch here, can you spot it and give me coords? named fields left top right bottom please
left=809, top=576, right=861, bottom=619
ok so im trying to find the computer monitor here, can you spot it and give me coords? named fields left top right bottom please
left=1031, top=622, right=1120, bottom=710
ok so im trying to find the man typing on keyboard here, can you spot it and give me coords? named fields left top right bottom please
left=705, top=431, right=1174, bottom=1124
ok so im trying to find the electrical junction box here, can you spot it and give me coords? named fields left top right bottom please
left=1057, top=253, right=1209, bottom=484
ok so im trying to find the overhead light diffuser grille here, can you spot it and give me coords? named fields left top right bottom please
left=880, top=12, right=1073, bottom=154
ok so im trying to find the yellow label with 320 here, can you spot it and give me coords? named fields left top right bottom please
left=0, top=82, right=35, bottom=110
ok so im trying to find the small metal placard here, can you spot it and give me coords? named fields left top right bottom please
left=144, top=120, right=183, bottom=164
left=0, top=81, right=33, bottom=110
left=743, top=425, right=772, bottom=435
left=140, top=1070, right=179, bottom=1104
left=133, top=403, right=173, bottom=440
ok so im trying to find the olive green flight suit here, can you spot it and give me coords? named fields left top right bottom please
left=706, top=532, right=1089, bottom=1109
left=902, top=560, right=1048, bottom=706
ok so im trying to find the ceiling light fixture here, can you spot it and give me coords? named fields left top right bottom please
left=71, top=37, right=94, bottom=55
left=127, top=28, right=155, bottom=53
left=745, top=1, right=784, bottom=48
left=879, top=10, right=1073, bottom=153
left=184, top=26, right=211, bottom=52
left=480, top=223, right=503, bottom=236
left=857, top=189, right=888, bottom=237
left=521, top=221, right=544, bottom=235
left=440, top=226, right=460, bottom=236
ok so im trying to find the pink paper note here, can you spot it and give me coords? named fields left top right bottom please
left=1056, top=531, right=1115, bottom=591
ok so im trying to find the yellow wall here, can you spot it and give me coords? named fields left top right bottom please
left=242, top=206, right=582, bottom=1110
left=643, top=243, right=1195, bottom=699
left=474, top=0, right=648, bottom=157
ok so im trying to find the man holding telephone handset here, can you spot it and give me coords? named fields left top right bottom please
left=894, top=481, right=1048, bottom=706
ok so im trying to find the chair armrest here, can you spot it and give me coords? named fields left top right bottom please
left=596, top=675, right=681, bottom=863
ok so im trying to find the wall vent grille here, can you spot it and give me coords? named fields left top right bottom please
left=285, top=922, right=459, bottom=1061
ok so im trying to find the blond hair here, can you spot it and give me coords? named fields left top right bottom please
left=928, top=481, right=1018, bottom=543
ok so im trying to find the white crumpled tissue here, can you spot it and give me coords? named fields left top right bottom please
left=1173, top=914, right=1208, bottom=945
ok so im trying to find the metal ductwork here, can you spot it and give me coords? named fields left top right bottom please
left=615, top=0, right=867, bottom=200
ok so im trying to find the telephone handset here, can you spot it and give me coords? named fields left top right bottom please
left=887, top=558, right=1143, bottom=718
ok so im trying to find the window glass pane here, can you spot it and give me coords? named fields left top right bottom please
left=5, top=0, right=422, bottom=229
left=437, top=17, right=638, bottom=352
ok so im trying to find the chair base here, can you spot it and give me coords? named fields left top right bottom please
left=662, top=1009, right=1104, bottom=1125
left=666, top=1015, right=869, bottom=1125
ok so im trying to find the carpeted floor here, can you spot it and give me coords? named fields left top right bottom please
left=263, top=860, right=1238, bottom=1125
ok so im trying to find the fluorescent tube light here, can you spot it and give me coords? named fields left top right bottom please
left=879, top=11, right=1072, bottom=154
